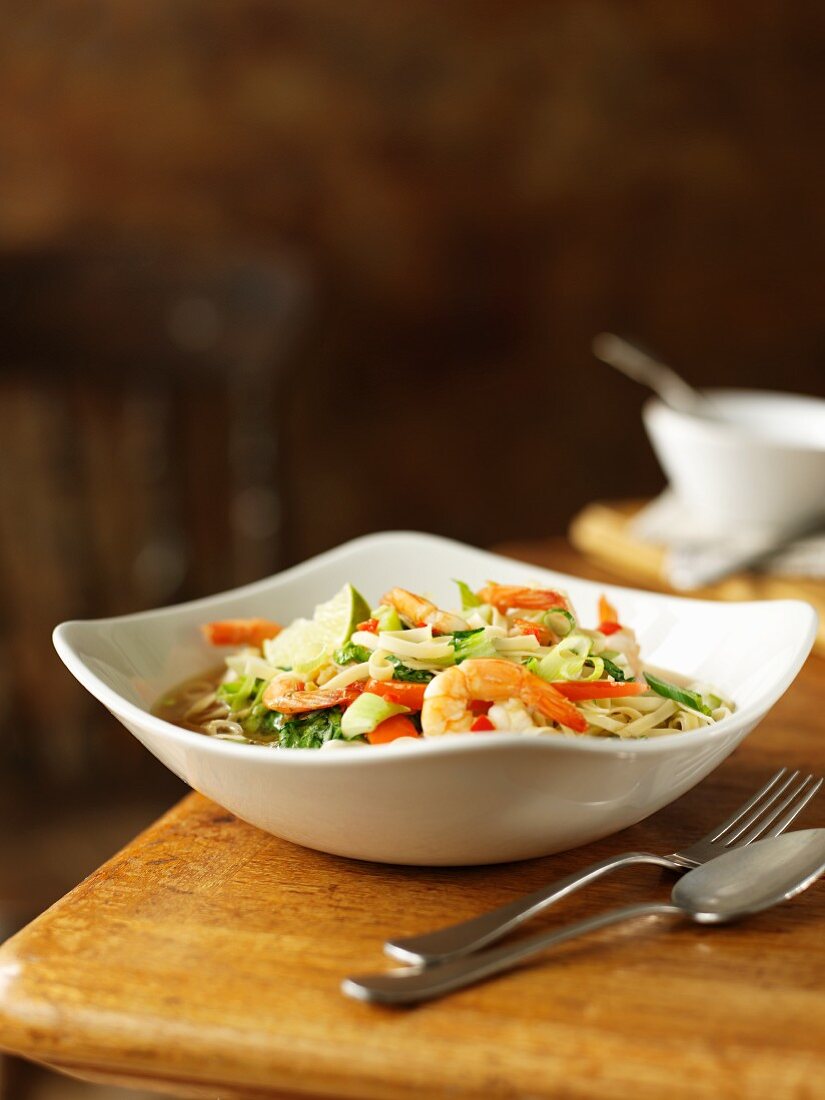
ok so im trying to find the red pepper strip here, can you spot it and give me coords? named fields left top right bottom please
left=367, top=715, right=421, bottom=744
left=357, top=618, right=380, bottom=634
left=470, top=700, right=492, bottom=716
left=202, top=619, right=282, bottom=647
left=364, top=679, right=427, bottom=711
left=598, top=621, right=622, bottom=636
left=552, top=681, right=647, bottom=701
left=470, top=715, right=495, bottom=732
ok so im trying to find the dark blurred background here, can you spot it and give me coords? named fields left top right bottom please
left=2, top=3, right=825, bottom=1095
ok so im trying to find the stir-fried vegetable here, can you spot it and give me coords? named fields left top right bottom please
left=367, top=715, right=420, bottom=744
left=385, top=656, right=435, bottom=683
left=454, top=579, right=483, bottom=609
left=643, top=672, right=713, bottom=716
left=452, top=628, right=498, bottom=663
left=269, top=707, right=349, bottom=749
left=341, top=692, right=410, bottom=739
left=601, top=656, right=630, bottom=682
left=334, top=642, right=373, bottom=666
left=552, top=681, right=647, bottom=701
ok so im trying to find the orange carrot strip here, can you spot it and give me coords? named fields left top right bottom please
left=367, top=715, right=421, bottom=744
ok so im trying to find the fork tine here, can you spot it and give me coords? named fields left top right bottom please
left=759, top=776, right=823, bottom=840
left=731, top=774, right=818, bottom=845
left=721, top=771, right=809, bottom=846
left=704, top=768, right=790, bottom=843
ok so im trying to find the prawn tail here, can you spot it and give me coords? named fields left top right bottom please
left=532, top=683, right=589, bottom=733
left=263, top=682, right=363, bottom=714
left=202, top=618, right=283, bottom=647
left=478, top=584, right=570, bottom=613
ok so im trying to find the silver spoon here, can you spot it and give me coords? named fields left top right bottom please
left=343, top=829, right=825, bottom=1005
left=592, top=332, right=715, bottom=417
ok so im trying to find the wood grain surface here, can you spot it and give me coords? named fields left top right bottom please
left=0, top=541, right=823, bottom=1100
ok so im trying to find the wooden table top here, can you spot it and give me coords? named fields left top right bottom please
left=1, top=540, right=824, bottom=1100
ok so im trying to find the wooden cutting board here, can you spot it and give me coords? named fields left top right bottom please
left=0, top=541, right=823, bottom=1100
left=568, top=500, right=825, bottom=658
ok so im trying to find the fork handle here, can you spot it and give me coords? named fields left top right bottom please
left=347, top=901, right=680, bottom=1005
left=384, top=850, right=679, bottom=963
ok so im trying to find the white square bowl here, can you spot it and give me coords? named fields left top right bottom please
left=53, top=532, right=818, bottom=865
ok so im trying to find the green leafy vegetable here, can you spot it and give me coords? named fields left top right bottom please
left=454, top=579, right=483, bottom=609
left=644, top=672, right=712, bottom=716
left=385, top=656, right=435, bottom=682
left=333, top=642, right=372, bottom=666
left=220, top=673, right=261, bottom=708
left=601, top=657, right=630, bottom=683
left=267, top=706, right=353, bottom=748
left=217, top=676, right=266, bottom=713
left=340, top=693, right=409, bottom=739
left=244, top=704, right=279, bottom=739
left=452, top=627, right=497, bottom=663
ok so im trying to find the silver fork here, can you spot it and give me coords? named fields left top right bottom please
left=385, top=768, right=822, bottom=964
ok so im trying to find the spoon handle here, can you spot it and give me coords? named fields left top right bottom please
left=343, top=902, right=680, bottom=1005
left=592, top=333, right=708, bottom=414
left=384, top=850, right=679, bottom=964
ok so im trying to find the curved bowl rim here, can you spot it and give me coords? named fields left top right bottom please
left=643, top=389, right=825, bottom=456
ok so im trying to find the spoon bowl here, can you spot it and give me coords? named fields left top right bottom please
left=673, top=828, right=825, bottom=922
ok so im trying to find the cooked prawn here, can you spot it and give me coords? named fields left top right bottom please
left=421, top=658, right=588, bottom=735
left=477, top=584, right=570, bottom=613
left=203, top=618, right=282, bottom=647
left=262, top=672, right=362, bottom=714
left=511, top=617, right=555, bottom=646
left=382, top=587, right=468, bottom=634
